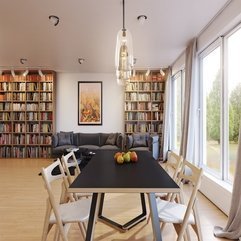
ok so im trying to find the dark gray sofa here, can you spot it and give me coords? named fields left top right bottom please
left=51, top=132, right=124, bottom=158
left=125, top=133, right=159, bottom=160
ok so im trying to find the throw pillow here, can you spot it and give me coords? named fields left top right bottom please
left=58, top=132, right=72, bottom=146
left=132, top=133, right=147, bottom=147
left=105, top=133, right=117, bottom=145
left=60, top=131, right=74, bottom=144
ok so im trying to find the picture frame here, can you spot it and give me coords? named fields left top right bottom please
left=78, top=81, right=102, bottom=125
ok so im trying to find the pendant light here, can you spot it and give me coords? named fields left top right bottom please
left=115, top=0, right=133, bottom=86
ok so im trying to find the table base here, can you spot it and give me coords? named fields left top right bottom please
left=97, top=193, right=147, bottom=232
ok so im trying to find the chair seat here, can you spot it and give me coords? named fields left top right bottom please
left=156, top=198, right=195, bottom=224
left=50, top=198, right=91, bottom=224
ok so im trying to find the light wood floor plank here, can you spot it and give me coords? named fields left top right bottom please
left=0, top=159, right=231, bottom=241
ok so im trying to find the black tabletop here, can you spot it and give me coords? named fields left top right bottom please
left=69, top=150, right=179, bottom=193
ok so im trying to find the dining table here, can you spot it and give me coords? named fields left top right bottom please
left=68, top=150, right=180, bottom=241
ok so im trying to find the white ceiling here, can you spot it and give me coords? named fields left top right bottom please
left=0, top=0, right=229, bottom=73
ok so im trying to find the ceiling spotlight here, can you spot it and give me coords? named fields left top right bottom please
left=137, top=15, right=147, bottom=24
left=160, top=69, right=165, bottom=77
left=49, top=15, right=60, bottom=26
left=78, top=58, right=85, bottom=64
left=20, top=58, right=27, bottom=64
left=11, top=69, right=16, bottom=77
left=145, top=69, right=150, bottom=76
left=23, top=69, right=29, bottom=77
left=38, top=69, right=44, bottom=77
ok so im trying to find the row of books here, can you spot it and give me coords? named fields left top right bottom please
left=0, top=74, right=54, bottom=82
left=0, top=133, right=52, bottom=144
left=130, top=73, right=165, bottom=82
left=125, top=102, right=162, bottom=111
left=126, top=82, right=165, bottom=91
left=0, top=92, right=53, bottom=101
left=125, top=123, right=163, bottom=133
left=0, top=146, right=52, bottom=158
left=0, top=82, right=53, bottom=92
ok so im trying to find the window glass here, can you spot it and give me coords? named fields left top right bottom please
left=201, top=46, right=222, bottom=176
left=227, top=27, right=241, bottom=182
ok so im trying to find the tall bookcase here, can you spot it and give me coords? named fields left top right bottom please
left=0, top=70, right=55, bottom=158
left=124, top=69, right=166, bottom=159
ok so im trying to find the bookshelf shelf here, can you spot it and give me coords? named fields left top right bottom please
left=124, top=69, right=166, bottom=158
left=0, top=70, right=55, bottom=158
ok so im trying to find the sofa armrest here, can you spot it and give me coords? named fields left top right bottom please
left=52, top=134, right=58, bottom=148
left=148, top=135, right=159, bottom=160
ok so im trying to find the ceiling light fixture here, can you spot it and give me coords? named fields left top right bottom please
left=22, top=69, right=29, bottom=77
left=11, top=69, right=16, bottom=78
left=38, top=69, right=44, bottom=77
left=115, top=0, right=133, bottom=86
left=160, top=69, right=165, bottom=77
left=20, top=58, right=27, bottom=65
left=137, top=15, right=147, bottom=24
left=78, top=58, right=85, bottom=64
left=145, top=69, right=150, bottom=76
left=49, top=15, right=60, bottom=26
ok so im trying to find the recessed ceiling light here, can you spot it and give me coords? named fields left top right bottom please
left=49, top=15, right=60, bottom=26
left=78, top=58, right=85, bottom=64
left=137, top=15, right=147, bottom=24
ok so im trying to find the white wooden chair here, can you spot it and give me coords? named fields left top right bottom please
left=147, top=151, right=183, bottom=224
left=156, top=159, right=203, bottom=241
left=156, top=151, right=183, bottom=200
left=41, top=158, right=91, bottom=241
left=61, top=151, right=92, bottom=199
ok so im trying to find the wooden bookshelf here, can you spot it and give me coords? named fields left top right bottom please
left=124, top=69, right=166, bottom=158
left=0, top=70, right=55, bottom=158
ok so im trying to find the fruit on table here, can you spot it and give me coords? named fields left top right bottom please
left=114, top=151, right=138, bottom=164
left=130, top=151, right=138, bottom=162
left=116, top=154, right=124, bottom=164
left=123, top=152, right=131, bottom=162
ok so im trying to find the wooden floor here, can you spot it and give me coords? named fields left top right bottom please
left=0, top=158, right=231, bottom=241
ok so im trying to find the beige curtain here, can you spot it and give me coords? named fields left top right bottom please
left=214, top=121, right=241, bottom=240
left=162, top=67, right=172, bottom=161
left=179, top=38, right=198, bottom=161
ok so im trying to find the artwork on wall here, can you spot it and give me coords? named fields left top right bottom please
left=78, top=81, right=102, bottom=125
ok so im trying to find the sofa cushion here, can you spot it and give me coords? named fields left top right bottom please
left=60, top=131, right=74, bottom=144
left=78, top=145, right=100, bottom=151
left=132, top=133, right=148, bottom=147
left=58, top=132, right=72, bottom=146
left=99, top=133, right=110, bottom=146
left=77, top=133, right=100, bottom=146
left=105, top=133, right=117, bottom=145
left=100, top=145, right=119, bottom=150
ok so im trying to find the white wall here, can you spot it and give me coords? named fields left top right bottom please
left=55, top=73, right=124, bottom=133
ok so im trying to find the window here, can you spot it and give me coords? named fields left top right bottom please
left=199, top=25, right=241, bottom=183
left=226, top=26, right=241, bottom=182
left=200, top=43, right=222, bottom=177
left=172, top=70, right=185, bottom=153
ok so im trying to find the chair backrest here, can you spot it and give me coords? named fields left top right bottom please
left=175, top=159, right=203, bottom=239
left=164, top=151, right=183, bottom=181
left=61, top=151, right=80, bottom=184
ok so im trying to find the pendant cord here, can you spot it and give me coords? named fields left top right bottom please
left=122, top=0, right=126, bottom=31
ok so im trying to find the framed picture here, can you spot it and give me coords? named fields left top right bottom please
left=78, top=81, right=102, bottom=125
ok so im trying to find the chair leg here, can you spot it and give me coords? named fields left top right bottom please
left=41, top=200, right=53, bottom=241
left=78, top=222, right=86, bottom=239
left=193, top=201, right=203, bottom=241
